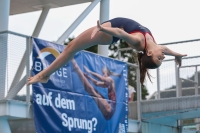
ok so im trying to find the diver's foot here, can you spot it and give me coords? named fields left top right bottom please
left=27, top=74, right=49, bottom=86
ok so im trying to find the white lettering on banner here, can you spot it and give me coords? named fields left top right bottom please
left=55, top=94, right=75, bottom=110
left=35, top=61, right=42, bottom=71
left=36, top=92, right=52, bottom=106
left=52, top=67, right=68, bottom=78
left=34, top=92, right=99, bottom=132
left=34, top=61, right=68, bottom=78
left=118, top=123, right=125, bottom=133
left=62, top=113, right=98, bottom=133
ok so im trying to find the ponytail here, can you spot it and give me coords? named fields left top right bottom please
left=137, top=51, right=158, bottom=85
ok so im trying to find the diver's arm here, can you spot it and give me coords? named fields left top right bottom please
left=163, top=46, right=186, bottom=57
left=91, top=20, right=141, bottom=45
left=163, top=46, right=187, bottom=66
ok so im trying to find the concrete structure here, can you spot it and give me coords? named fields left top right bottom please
left=0, top=1, right=11, bottom=133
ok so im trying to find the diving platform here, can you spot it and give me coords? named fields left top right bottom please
left=129, top=95, right=200, bottom=127
left=0, top=0, right=200, bottom=132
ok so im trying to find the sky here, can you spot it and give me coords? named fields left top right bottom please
left=8, top=0, right=200, bottom=96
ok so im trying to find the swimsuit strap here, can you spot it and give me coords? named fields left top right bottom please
left=129, top=31, right=154, bottom=52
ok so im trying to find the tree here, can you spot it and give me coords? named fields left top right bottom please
left=109, top=39, right=149, bottom=100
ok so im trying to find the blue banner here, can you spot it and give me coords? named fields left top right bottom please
left=31, top=38, right=128, bottom=133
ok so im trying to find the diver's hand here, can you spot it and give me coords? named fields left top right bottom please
left=91, top=20, right=102, bottom=39
left=83, top=65, right=91, bottom=73
left=175, top=54, right=187, bottom=67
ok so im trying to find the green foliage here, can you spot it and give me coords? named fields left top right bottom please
left=109, top=39, right=149, bottom=100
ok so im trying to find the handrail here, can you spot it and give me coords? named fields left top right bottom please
left=181, top=78, right=197, bottom=84
left=180, top=64, right=200, bottom=68
left=0, top=30, right=30, bottom=38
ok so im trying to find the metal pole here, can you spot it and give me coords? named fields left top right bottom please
left=98, top=0, right=110, bottom=56
left=0, top=0, right=10, bottom=100
left=26, top=37, right=31, bottom=103
left=0, top=0, right=9, bottom=31
left=32, top=6, right=50, bottom=37
left=118, top=50, right=121, bottom=60
left=26, top=37, right=31, bottom=118
left=136, top=66, right=141, bottom=132
left=0, top=2, right=11, bottom=133
left=175, top=61, right=180, bottom=97
left=195, top=66, right=198, bottom=95
left=136, top=67, right=141, bottom=117
left=156, top=68, right=160, bottom=99
left=56, top=0, right=101, bottom=44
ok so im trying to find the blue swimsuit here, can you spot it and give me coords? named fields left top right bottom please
left=102, top=17, right=154, bottom=45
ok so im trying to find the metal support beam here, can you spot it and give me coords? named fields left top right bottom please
left=9, top=52, right=26, bottom=91
left=0, top=0, right=10, bottom=100
left=194, top=66, right=198, bottom=95
left=26, top=37, right=31, bottom=110
left=0, top=0, right=10, bottom=31
left=157, top=68, right=160, bottom=99
left=136, top=67, right=141, bottom=132
left=0, top=33, right=7, bottom=100
left=181, top=78, right=197, bottom=84
left=175, top=62, right=181, bottom=97
left=32, top=6, right=50, bottom=37
left=5, top=76, right=26, bottom=99
left=56, top=0, right=101, bottom=44
left=118, top=50, right=121, bottom=60
left=98, top=0, right=110, bottom=56
left=0, top=0, right=10, bottom=99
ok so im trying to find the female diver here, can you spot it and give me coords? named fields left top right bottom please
left=27, top=17, right=187, bottom=86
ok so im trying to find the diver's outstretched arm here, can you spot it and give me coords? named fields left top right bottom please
left=163, top=45, right=187, bottom=66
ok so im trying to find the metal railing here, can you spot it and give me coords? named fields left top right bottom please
left=117, top=48, right=142, bottom=122
left=177, top=64, right=200, bottom=97
left=155, top=56, right=200, bottom=99
left=156, top=59, right=200, bottom=99
left=0, top=31, right=31, bottom=103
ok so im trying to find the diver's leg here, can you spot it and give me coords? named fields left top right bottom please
left=27, top=22, right=112, bottom=85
